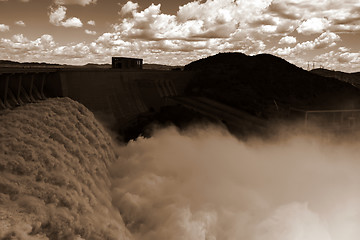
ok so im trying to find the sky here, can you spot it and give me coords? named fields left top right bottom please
left=0, top=0, right=359, bottom=72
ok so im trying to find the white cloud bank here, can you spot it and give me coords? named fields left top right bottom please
left=1, top=0, right=360, bottom=72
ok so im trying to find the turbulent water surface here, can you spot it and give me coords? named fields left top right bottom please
left=0, top=98, right=132, bottom=240
left=1, top=98, right=360, bottom=240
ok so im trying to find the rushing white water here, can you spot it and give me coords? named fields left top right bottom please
left=112, top=127, right=360, bottom=240
left=0, top=98, right=132, bottom=240
left=1, top=98, right=360, bottom=240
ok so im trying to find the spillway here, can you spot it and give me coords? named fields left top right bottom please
left=0, top=98, right=132, bottom=240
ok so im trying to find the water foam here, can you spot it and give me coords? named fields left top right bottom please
left=2, top=98, right=360, bottom=240
left=0, top=98, right=131, bottom=240
left=111, top=126, right=360, bottom=240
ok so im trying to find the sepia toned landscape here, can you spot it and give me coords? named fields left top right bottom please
left=1, top=0, right=360, bottom=239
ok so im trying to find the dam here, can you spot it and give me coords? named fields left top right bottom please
left=0, top=67, right=195, bottom=127
left=0, top=66, right=271, bottom=135
left=2, top=59, right=359, bottom=134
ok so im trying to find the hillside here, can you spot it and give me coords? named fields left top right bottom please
left=0, top=60, right=63, bottom=68
left=184, top=53, right=360, bottom=118
left=311, top=68, right=360, bottom=89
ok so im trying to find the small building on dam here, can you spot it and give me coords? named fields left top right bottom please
left=112, top=57, right=143, bottom=70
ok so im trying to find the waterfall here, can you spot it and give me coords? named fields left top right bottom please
left=0, top=98, right=132, bottom=240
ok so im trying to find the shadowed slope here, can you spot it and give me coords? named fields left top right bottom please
left=185, top=53, right=360, bottom=118
left=311, top=68, right=360, bottom=89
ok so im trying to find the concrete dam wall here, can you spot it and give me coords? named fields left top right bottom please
left=0, top=68, right=195, bottom=126
left=59, top=69, right=195, bottom=125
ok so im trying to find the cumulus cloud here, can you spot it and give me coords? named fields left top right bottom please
left=119, top=1, right=139, bottom=17
left=0, top=23, right=10, bottom=32
left=87, top=20, right=95, bottom=26
left=15, top=20, right=26, bottom=26
left=49, top=5, right=83, bottom=28
left=274, top=32, right=341, bottom=57
left=113, top=0, right=275, bottom=40
left=62, top=17, right=83, bottom=28
left=85, top=29, right=96, bottom=35
left=101, top=0, right=357, bottom=65
left=49, top=6, right=67, bottom=25
left=274, top=0, right=360, bottom=34
left=86, top=0, right=272, bottom=63
left=297, top=32, right=341, bottom=51
left=297, top=18, right=331, bottom=35
left=268, top=1, right=302, bottom=20
left=314, top=49, right=360, bottom=71
left=54, top=0, right=96, bottom=6
left=313, top=31, right=342, bottom=48
left=279, top=36, right=297, bottom=45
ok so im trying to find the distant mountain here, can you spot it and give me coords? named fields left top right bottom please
left=184, top=52, right=360, bottom=118
left=311, top=68, right=360, bottom=89
left=82, top=63, right=111, bottom=68
left=143, top=64, right=183, bottom=71
left=0, top=60, right=63, bottom=68
left=0, top=60, right=180, bottom=70
left=0, top=60, right=115, bottom=69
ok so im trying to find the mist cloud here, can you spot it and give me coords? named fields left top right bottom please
left=111, top=126, right=360, bottom=240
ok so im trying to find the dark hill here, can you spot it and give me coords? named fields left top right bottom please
left=311, top=68, right=360, bottom=89
left=184, top=53, right=360, bottom=118
left=0, top=60, right=62, bottom=68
